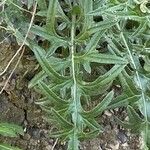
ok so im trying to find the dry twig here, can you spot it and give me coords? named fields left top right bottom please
left=0, top=2, right=37, bottom=94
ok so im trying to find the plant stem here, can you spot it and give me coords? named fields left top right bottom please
left=71, top=15, right=77, bottom=126
left=70, top=15, right=80, bottom=150
left=116, top=23, right=148, bottom=144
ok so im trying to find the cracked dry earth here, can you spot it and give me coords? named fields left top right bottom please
left=0, top=42, right=140, bottom=150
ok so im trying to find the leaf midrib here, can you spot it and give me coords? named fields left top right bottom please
left=116, top=23, right=148, bottom=142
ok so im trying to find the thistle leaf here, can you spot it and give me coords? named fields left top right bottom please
left=46, top=0, right=57, bottom=33
left=57, top=1, right=70, bottom=23
left=82, top=118, right=101, bottom=130
left=28, top=71, right=47, bottom=88
left=30, top=25, right=68, bottom=44
left=51, top=108, right=73, bottom=129
left=0, top=123, right=24, bottom=137
left=38, top=81, right=69, bottom=105
left=144, top=56, right=150, bottom=72
left=83, top=62, right=91, bottom=74
left=76, top=0, right=93, bottom=41
left=30, top=42, right=69, bottom=82
left=109, top=94, right=140, bottom=109
left=88, top=19, right=118, bottom=34
left=119, top=72, right=140, bottom=96
left=4, top=0, right=150, bottom=149
left=127, top=106, right=143, bottom=123
left=131, top=21, right=147, bottom=38
left=81, top=65, right=126, bottom=89
left=83, top=91, right=114, bottom=117
left=84, top=30, right=106, bottom=53
left=79, top=0, right=93, bottom=29
left=81, top=51, right=127, bottom=64
left=37, top=0, right=47, bottom=10
left=89, top=3, right=126, bottom=16
left=115, top=117, right=144, bottom=132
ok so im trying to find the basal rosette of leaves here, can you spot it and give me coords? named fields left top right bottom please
left=1, top=0, right=150, bottom=149
left=27, top=0, right=127, bottom=149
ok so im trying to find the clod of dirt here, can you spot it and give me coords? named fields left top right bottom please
left=0, top=93, right=25, bottom=124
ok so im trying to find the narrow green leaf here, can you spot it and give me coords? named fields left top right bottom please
left=144, top=56, right=150, bottom=72
left=83, top=91, right=114, bottom=117
left=115, top=117, right=143, bottom=132
left=146, top=128, right=150, bottom=149
left=81, top=65, right=126, bottom=89
left=28, top=71, right=47, bottom=88
left=131, top=21, right=147, bottom=38
left=37, top=0, right=47, bottom=10
left=50, top=129, right=73, bottom=139
left=82, top=118, right=101, bottom=130
left=36, top=10, right=47, bottom=16
left=30, top=25, right=57, bottom=40
left=88, top=3, right=127, bottom=16
left=89, top=3, right=126, bottom=16
left=75, top=32, right=90, bottom=42
left=81, top=82, right=112, bottom=96
left=13, top=29, right=29, bottom=46
left=30, top=42, right=69, bottom=82
left=0, top=128, right=17, bottom=137
left=108, top=11, right=147, bottom=22
left=0, top=144, right=22, bottom=150
left=119, top=72, right=139, bottom=96
left=35, top=97, right=50, bottom=106
left=83, top=62, right=91, bottom=74
left=79, top=0, right=93, bottom=28
left=46, top=42, right=67, bottom=57
left=57, top=1, right=70, bottom=23
left=27, top=0, right=34, bottom=9
left=51, top=108, right=73, bottom=129
left=106, top=36, right=123, bottom=56
left=88, top=19, right=118, bottom=34
left=79, top=130, right=100, bottom=140
left=141, top=100, right=150, bottom=122
left=46, top=0, right=57, bottom=33
left=77, top=0, right=93, bottom=40
left=0, top=123, right=24, bottom=137
left=108, top=94, right=140, bottom=109
left=127, top=106, right=144, bottom=123
left=84, top=30, right=106, bottom=53
left=30, top=25, right=67, bottom=44
left=38, top=81, right=69, bottom=105
left=81, top=51, right=127, bottom=64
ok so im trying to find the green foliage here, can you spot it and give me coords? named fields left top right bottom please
left=1, top=0, right=150, bottom=149
left=0, top=123, right=23, bottom=150
left=27, top=1, right=126, bottom=149
left=0, top=123, right=24, bottom=137
left=93, top=0, right=150, bottom=149
left=0, top=144, right=22, bottom=150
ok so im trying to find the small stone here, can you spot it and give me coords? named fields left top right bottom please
left=28, top=127, right=41, bottom=139
left=122, top=142, right=128, bottom=147
left=23, top=133, right=31, bottom=140
left=104, top=110, right=112, bottom=117
left=117, top=130, right=128, bottom=144
left=109, top=141, right=119, bottom=150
